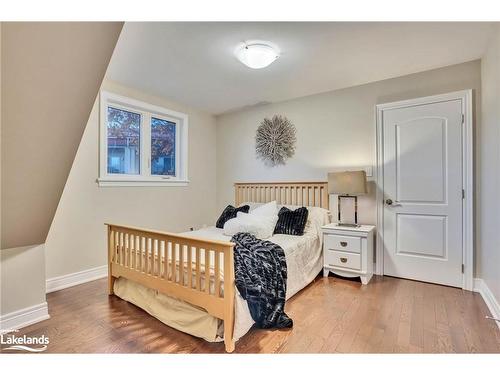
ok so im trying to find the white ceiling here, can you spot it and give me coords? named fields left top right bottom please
left=107, top=22, right=494, bottom=115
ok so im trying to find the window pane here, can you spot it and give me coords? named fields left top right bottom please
left=107, top=107, right=140, bottom=175
left=151, top=117, right=176, bottom=176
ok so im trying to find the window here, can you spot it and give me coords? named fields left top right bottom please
left=98, top=91, right=188, bottom=186
left=151, top=117, right=176, bottom=176
left=107, top=107, right=141, bottom=175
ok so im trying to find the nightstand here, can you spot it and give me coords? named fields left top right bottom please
left=322, top=223, right=375, bottom=284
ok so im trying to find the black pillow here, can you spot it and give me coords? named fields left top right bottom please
left=216, top=205, right=250, bottom=229
left=274, top=207, right=309, bottom=236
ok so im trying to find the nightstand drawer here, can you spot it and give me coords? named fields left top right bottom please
left=325, top=250, right=361, bottom=270
left=324, top=234, right=361, bottom=253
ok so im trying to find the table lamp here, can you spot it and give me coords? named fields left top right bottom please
left=328, top=170, right=367, bottom=227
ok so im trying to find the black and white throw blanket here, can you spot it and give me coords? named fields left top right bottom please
left=231, top=232, right=293, bottom=329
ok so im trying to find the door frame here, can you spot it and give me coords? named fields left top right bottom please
left=375, top=90, right=474, bottom=290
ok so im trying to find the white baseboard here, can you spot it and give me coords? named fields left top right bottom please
left=46, top=265, right=108, bottom=293
left=0, top=302, right=50, bottom=332
left=474, top=278, right=500, bottom=329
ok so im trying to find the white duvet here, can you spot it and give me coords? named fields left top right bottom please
left=184, top=206, right=329, bottom=341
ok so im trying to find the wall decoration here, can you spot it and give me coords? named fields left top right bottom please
left=255, top=115, right=297, bottom=166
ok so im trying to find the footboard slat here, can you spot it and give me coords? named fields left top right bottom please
left=106, top=223, right=236, bottom=352
left=166, top=241, right=170, bottom=280
left=171, top=243, right=177, bottom=282
left=205, top=249, right=210, bottom=294
left=149, top=238, right=153, bottom=276
left=179, top=243, right=184, bottom=285
left=151, top=238, right=155, bottom=276
left=196, top=248, right=201, bottom=291
left=187, top=246, right=193, bottom=289
left=215, top=250, right=220, bottom=297
left=126, top=233, right=131, bottom=269
left=120, top=232, right=125, bottom=267
left=139, top=237, right=142, bottom=272
left=154, top=240, right=158, bottom=278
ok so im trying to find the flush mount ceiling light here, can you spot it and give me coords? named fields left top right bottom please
left=235, top=42, right=280, bottom=69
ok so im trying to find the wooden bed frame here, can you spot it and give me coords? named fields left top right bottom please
left=106, top=181, right=329, bottom=353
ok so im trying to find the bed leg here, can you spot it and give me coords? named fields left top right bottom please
left=223, top=246, right=236, bottom=353
left=107, top=225, right=116, bottom=296
left=224, top=332, right=235, bottom=353
left=108, top=274, right=116, bottom=296
left=223, top=298, right=235, bottom=353
left=223, top=296, right=235, bottom=352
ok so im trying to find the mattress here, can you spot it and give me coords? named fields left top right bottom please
left=114, top=207, right=329, bottom=342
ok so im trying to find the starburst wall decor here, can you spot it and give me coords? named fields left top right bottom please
left=255, top=115, right=297, bottom=167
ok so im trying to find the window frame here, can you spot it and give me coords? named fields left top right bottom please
left=98, top=91, right=189, bottom=187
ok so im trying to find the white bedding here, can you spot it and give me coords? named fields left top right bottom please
left=184, top=206, right=329, bottom=341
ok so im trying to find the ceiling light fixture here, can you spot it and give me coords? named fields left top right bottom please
left=235, top=42, right=280, bottom=69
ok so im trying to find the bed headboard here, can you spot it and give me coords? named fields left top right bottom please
left=234, top=182, right=329, bottom=210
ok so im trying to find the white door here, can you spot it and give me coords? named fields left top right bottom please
left=382, top=99, right=463, bottom=287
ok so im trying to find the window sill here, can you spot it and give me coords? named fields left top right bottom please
left=97, top=178, right=189, bottom=187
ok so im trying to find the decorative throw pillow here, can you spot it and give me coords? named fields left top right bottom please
left=216, top=205, right=250, bottom=229
left=274, top=206, right=309, bottom=236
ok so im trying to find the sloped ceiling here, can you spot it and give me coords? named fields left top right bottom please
left=1, top=22, right=123, bottom=249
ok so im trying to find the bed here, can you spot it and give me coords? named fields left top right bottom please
left=106, top=182, right=329, bottom=352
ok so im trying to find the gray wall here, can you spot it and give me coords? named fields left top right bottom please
left=1, top=245, right=46, bottom=315
left=216, top=60, right=482, bottom=274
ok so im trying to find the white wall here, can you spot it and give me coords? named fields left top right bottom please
left=216, top=61, right=481, bottom=270
left=44, top=80, right=218, bottom=280
left=1, top=245, right=46, bottom=316
left=479, top=25, right=500, bottom=303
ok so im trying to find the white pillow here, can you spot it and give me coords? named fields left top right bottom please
left=250, top=200, right=278, bottom=216
left=223, top=211, right=278, bottom=239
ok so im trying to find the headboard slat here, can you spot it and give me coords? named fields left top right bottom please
left=234, top=182, right=329, bottom=210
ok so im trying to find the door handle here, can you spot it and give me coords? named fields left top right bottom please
left=385, top=199, right=402, bottom=207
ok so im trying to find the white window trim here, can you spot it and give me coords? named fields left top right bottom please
left=98, top=91, right=189, bottom=187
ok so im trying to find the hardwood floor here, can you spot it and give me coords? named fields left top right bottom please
left=4, top=275, right=500, bottom=353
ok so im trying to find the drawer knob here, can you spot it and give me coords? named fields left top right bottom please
left=340, top=241, right=348, bottom=247
left=340, top=257, right=348, bottom=263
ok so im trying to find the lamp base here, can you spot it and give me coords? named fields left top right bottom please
left=336, top=222, right=361, bottom=228
left=337, top=195, right=360, bottom=227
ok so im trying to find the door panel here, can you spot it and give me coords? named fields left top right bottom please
left=396, top=118, right=446, bottom=203
left=396, top=214, right=447, bottom=259
left=382, top=99, right=463, bottom=287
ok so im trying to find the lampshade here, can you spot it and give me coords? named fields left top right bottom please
left=328, top=171, right=367, bottom=195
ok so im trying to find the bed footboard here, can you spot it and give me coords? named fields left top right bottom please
left=106, top=224, right=236, bottom=353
